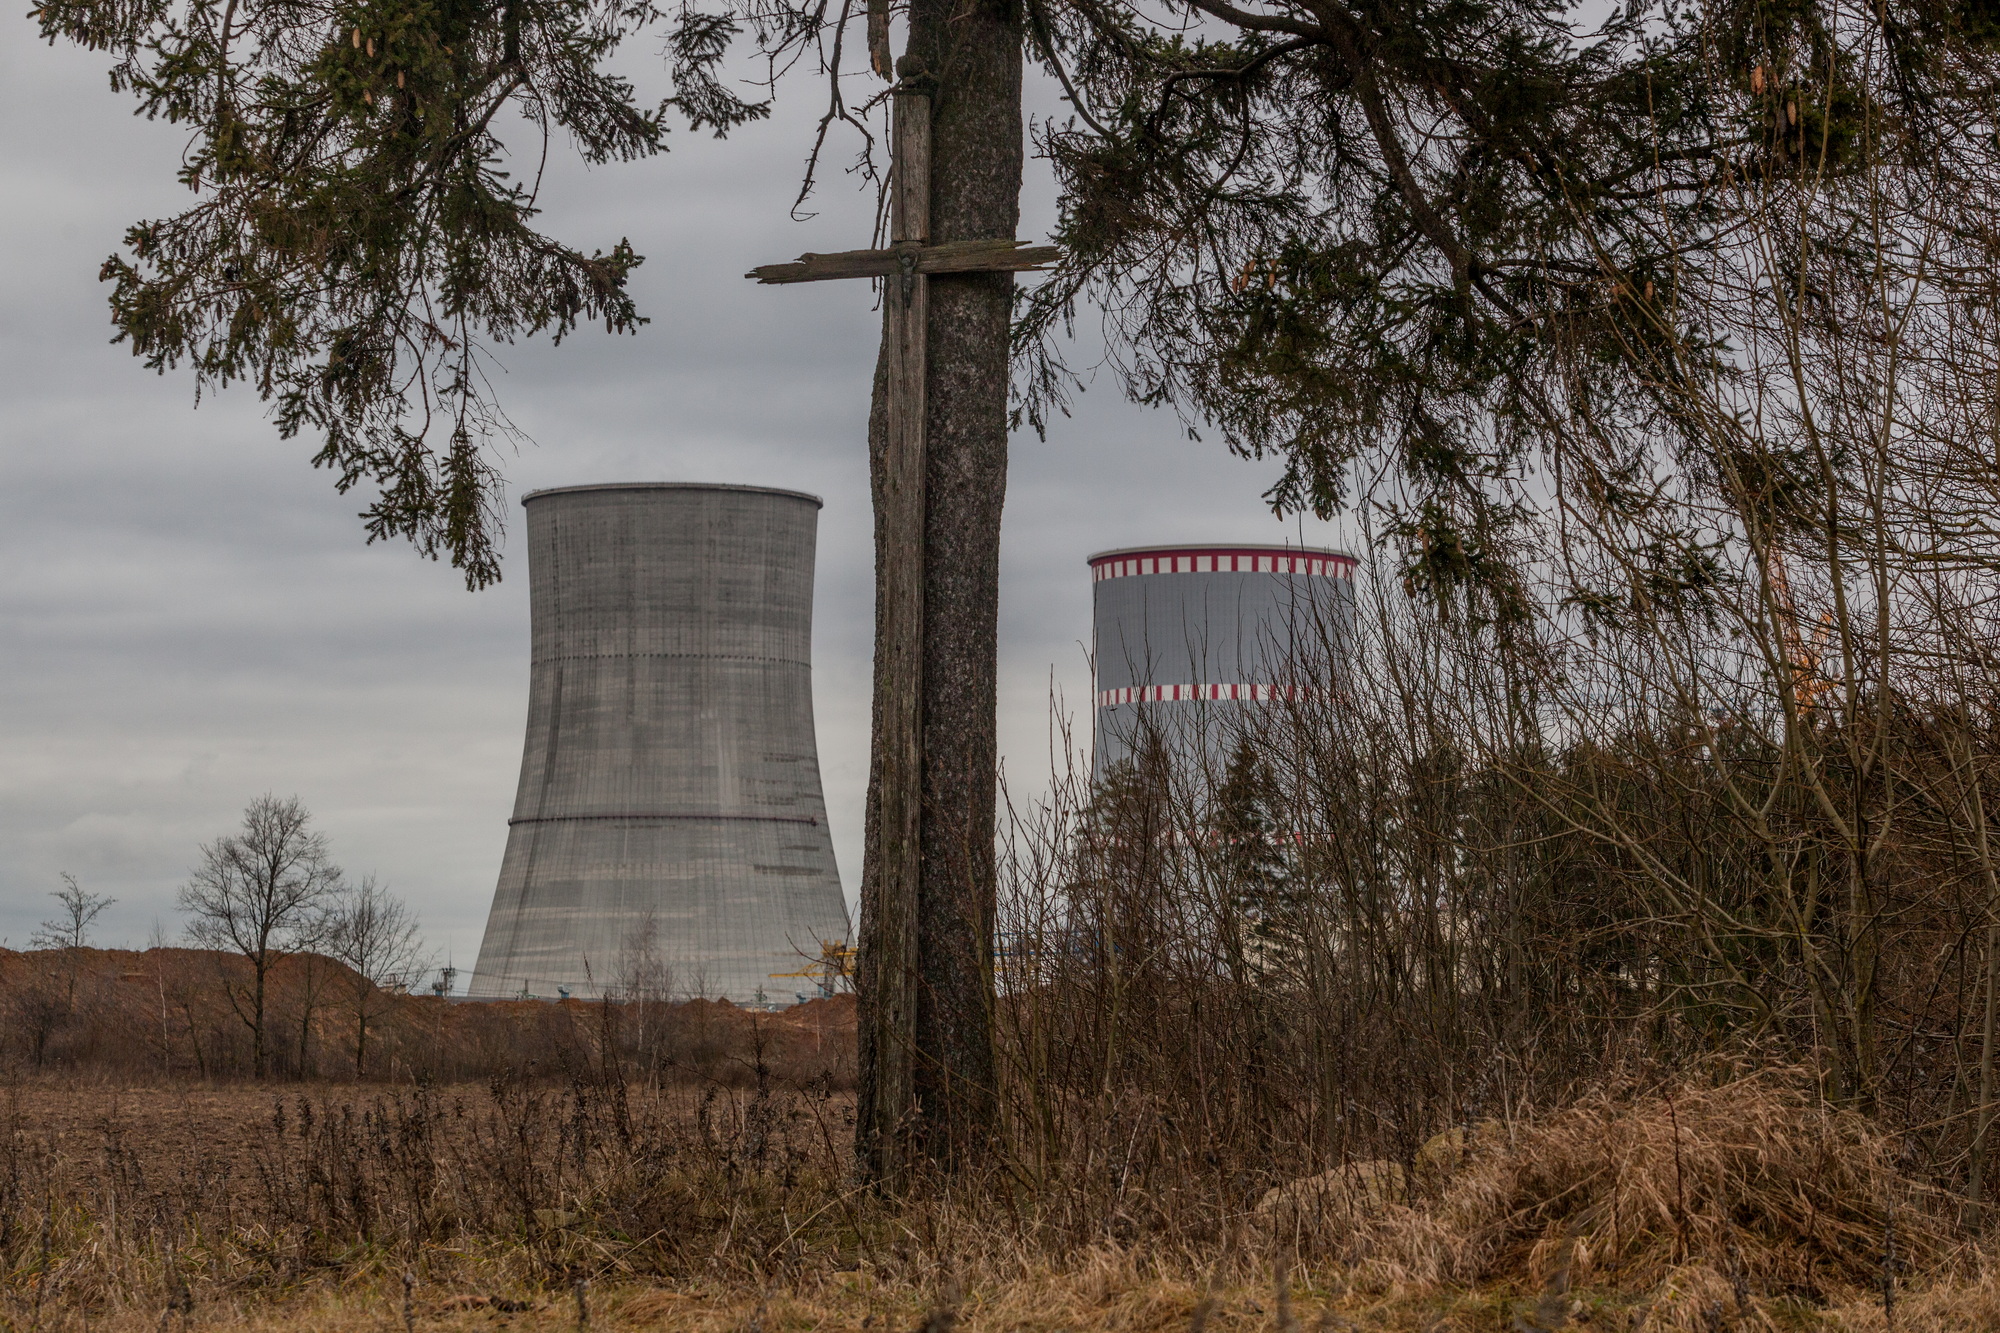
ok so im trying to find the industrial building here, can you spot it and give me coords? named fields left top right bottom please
left=468, top=483, right=850, bottom=1005
left=1090, top=544, right=1358, bottom=776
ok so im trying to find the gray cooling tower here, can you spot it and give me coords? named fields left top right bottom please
left=468, top=483, right=850, bottom=1004
left=1091, top=544, right=1358, bottom=776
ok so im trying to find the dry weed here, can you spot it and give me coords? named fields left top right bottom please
left=1822, top=1261, right=2000, bottom=1331
left=1342, top=1071, right=1956, bottom=1304
left=1253, top=1160, right=1408, bottom=1242
left=5, top=1065, right=1990, bottom=1332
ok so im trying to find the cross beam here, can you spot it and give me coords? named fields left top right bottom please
left=746, top=238, right=1058, bottom=285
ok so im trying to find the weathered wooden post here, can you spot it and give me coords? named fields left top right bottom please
left=747, top=54, right=1052, bottom=1183
left=867, top=57, right=932, bottom=1183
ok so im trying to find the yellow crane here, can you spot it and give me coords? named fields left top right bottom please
left=1765, top=544, right=1834, bottom=712
left=769, top=939, right=856, bottom=999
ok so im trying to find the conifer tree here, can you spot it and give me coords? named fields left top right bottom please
left=35, top=0, right=768, bottom=585
left=1019, top=0, right=2000, bottom=620
left=1215, top=736, right=1296, bottom=981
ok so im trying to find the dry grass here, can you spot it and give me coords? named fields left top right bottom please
left=3, top=1066, right=1991, bottom=1332
left=1336, top=1071, right=1956, bottom=1299
left=16, top=1250, right=2000, bottom=1333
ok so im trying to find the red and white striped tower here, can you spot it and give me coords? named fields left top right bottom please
left=1089, top=544, right=1358, bottom=777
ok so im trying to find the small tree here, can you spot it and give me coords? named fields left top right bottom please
left=31, top=873, right=115, bottom=950
left=288, top=920, right=341, bottom=1079
left=29, top=872, right=118, bottom=1018
left=1214, top=738, right=1298, bottom=984
left=179, top=795, right=343, bottom=1077
left=617, top=907, right=676, bottom=1074
left=326, top=877, right=426, bottom=1078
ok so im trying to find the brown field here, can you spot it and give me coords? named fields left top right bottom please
left=5, top=1081, right=301, bottom=1188
left=5, top=1064, right=2000, bottom=1332
left=7, top=950, right=2000, bottom=1330
left=5, top=1079, right=858, bottom=1202
left=0, top=946, right=857, bottom=1087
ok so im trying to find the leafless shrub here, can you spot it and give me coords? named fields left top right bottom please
left=325, top=877, right=427, bottom=1077
left=30, top=874, right=114, bottom=952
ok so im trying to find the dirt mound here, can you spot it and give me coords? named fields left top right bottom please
left=0, top=946, right=855, bottom=1085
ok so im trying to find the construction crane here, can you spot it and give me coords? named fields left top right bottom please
left=769, top=939, right=856, bottom=1001
left=1764, top=543, right=1834, bottom=712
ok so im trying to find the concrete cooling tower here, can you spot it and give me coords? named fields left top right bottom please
left=468, top=483, right=850, bottom=1004
left=1090, top=544, right=1359, bottom=776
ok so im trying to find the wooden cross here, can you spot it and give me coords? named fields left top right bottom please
left=746, top=58, right=1055, bottom=1170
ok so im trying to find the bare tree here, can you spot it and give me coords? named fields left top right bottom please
left=30, top=873, right=114, bottom=950
left=289, top=922, right=340, bottom=1079
left=27, top=872, right=118, bottom=1020
left=178, top=795, right=343, bottom=1077
left=617, top=907, right=676, bottom=1075
left=326, top=876, right=426, bottom=1078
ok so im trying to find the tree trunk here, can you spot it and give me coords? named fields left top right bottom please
left=252, top=955, right=268, bottom=1078
left=855, top=0, right=1020, bottom=1176
left=356, top=984, right=371, bottom=1079
left=298, top=957, right=318, bottom=1080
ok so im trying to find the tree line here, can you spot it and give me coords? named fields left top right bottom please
left=8, top=795, right=429, bottom=1078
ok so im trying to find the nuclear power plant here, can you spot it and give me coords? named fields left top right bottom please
left=468, top=483, right=850, bottom=1004
left=1090, top=544, right=1358, bottom=775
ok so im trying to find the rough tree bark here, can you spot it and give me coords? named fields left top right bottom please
left=855, top=0, right=1020, bottom=1178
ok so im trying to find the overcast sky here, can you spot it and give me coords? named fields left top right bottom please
left=0, top=20, right=1353, bottom=978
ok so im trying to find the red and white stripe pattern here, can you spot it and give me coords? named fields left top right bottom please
left=1090, top=547, right=1355, bottom=581
left=1097, top=683, right=1308, bottom=706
